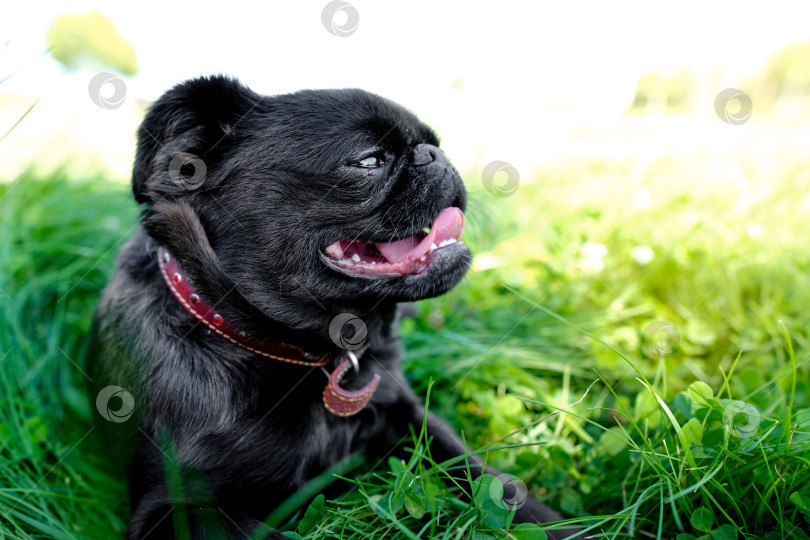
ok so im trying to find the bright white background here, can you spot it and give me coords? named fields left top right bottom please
left=1, top=1, right=808, bottom=179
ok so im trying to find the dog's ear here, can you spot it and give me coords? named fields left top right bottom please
left=132, top=75, right=261, bottom=204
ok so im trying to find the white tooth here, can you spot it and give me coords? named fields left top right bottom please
left=419, top=255, right=427, bottom=262
left=351, top=254, right=361, bottom=262
left=325, top=241, right=344, bottom=259
left=438, top=238, right=457, bottom=248
left=430, top=243, right=438, bottom=251
left=371, top=261, right=376, bottom=265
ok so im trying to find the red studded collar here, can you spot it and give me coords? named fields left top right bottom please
left=157, top=246, right=380, bottom=417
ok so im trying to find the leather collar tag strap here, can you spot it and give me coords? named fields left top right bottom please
left=157, top=247, right=380, bottom=416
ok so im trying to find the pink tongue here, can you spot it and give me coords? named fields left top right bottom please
left=375, top=207, right=464, bottom=264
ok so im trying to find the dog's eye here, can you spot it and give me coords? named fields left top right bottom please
left=356, top=155, right=385, bottom=168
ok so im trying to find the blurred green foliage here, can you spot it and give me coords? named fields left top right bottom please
left=631, top=71, right=697, bottom=112
left=632, top=40, right=810, bottom=114
left=47, top=11, right=138, bottom=76
left=746, top=41, right=810, bottom=103
left=2, top=146, right=809, bottom=536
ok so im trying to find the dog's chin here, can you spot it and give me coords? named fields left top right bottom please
left=319, top=205, right=472, bottom=301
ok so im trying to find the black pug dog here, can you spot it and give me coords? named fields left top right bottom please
left=87, top=76, right=581, bottom=539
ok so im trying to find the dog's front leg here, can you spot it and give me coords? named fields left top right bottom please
left=127, top=501, right=284, bottom=540
left=126, top=440, right=287, bottom=540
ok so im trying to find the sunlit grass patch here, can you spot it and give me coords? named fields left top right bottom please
left=0, top=147, right=808, bottom=538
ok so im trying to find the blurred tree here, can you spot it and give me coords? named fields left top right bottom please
left=631, top=72, right=666, bottom=111
left=665, top=71, right=697, bottom=110
left=631, top=71, right=697, bottom=113
left=47, top=11, right=138, bottom=76
left=747, top=41, right=810, bottom=102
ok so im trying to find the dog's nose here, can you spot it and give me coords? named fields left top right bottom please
left=412, top=144, right=438, bottom=166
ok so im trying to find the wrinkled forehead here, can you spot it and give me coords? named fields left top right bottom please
left=265, top=89, right=439, bottom=152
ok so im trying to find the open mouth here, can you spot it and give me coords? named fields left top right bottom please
left=322, top=207, right=465, bottom=277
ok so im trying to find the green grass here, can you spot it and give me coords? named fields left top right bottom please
left=0, top=170, right=136, bottom=538
left=1, top=151, right=809, bottom=539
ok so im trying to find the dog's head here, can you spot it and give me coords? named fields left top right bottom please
left=134, top=76, right=471, bottom=338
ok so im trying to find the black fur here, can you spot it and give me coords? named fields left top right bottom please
left=87, top=76, right=581, bottom=539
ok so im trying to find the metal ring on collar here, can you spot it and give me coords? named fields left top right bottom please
left=347, top=350, right=360, bottom=375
